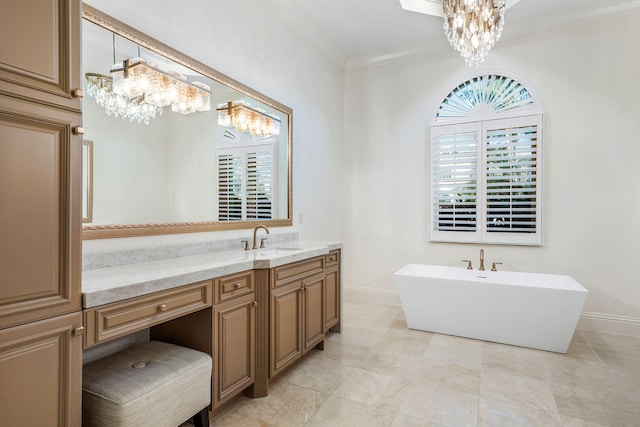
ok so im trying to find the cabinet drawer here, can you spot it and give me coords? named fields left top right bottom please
left=214, top=271, right=254, bottom=304
left=325, top=250, right=340, bottom=267
left=272, top=256, right=325, bottom=288
left=84, top=281, right=212, bottom=348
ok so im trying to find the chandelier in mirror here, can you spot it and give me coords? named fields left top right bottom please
left=443, top=0, right=505, bottom=67
left=217, top=101, right=281, bottom=137
left=85, top=73, right=162, bottom=124
left=86, top=56, right=211, bottom=124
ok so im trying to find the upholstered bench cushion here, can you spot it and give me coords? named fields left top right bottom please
left=83, top=340, right=211, bottom=427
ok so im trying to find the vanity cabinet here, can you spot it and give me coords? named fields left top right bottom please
left=324, top=250, right=341, bottom=332
left=212, top=271, right=256, bottom=409
left=84, top=281, right=212, bottom=348
left=269, top=258, right=327, bottom=378
left=0, top=0, right=83, bottom=425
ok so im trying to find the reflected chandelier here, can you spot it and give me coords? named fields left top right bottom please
left=217, top=101, right=281, bottom=138
left=85, top=56, right=211, bottom=125
left=443, top=0, right=505, bottom=67
left=85, top=73, right=162, bottom=125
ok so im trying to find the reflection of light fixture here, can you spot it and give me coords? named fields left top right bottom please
left=85, top=73, right=162, bottom=124
left=443, top=0, right=505, bottom=67
left=217, top=101, right=281, bottom=137
left=110, top=58, right=211, bottom=114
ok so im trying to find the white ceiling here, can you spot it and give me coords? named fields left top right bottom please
left=267, top=0, right=640, bottom=65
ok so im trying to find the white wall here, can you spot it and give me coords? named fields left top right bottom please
left=83, top=0, right=345, bottom=245
left=343, top=13, right=640, bottom=334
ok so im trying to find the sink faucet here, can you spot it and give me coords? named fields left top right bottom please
left=479, top=249, right=485, bottom=271
left=252, top=225, right=270, bottom=249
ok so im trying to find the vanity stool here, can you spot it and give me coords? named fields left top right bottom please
left=82, top=340, right=212, bottom=427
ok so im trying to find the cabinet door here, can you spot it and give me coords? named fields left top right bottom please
left=214, top=293, right=255, bottom=409
left=0, top=0, right=82, bottom=111
left=0, top=95, right=82, bottom=329
left=324, top=265, right=340, bottom=332
left=302, top=274, right=325, bottom=353
left=0, top=311, right=82, bottom=426
left=270, top=281, right=302, bottom=377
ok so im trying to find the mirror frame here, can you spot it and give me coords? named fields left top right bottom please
left=82, top=4, right=293, bottom=239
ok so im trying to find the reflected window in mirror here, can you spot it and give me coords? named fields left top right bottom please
left=217, top=130, right=278, bottom=221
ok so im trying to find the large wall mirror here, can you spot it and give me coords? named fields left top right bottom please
left=82, top=5, right=292, bottom=239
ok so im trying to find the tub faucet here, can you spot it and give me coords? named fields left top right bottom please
left=252, top=225, right=270, bottom=249
left=479, top=249, right=485, bottom=271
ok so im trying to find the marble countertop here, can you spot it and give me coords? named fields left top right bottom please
left=82, top=240, right=342, bottom=308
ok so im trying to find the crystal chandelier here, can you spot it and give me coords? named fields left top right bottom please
left=110, top=58, right=211, bottom=114
left=85, top=73, right=162, bottom=125
left=217, top=101, right=281, bottom=137
left=443, top=0, right=506, bottom=67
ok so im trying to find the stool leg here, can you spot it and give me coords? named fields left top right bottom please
left=192, top=407, right=209, bottom=427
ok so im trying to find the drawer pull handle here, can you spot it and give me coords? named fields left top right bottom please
left=157, top=304, right=168, bottom=312
left=233, top=283, right=241, bottom=289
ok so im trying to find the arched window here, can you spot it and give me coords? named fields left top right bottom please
left=429, top=73, right=544, bottom=245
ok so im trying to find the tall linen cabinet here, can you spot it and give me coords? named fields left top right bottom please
left=0, top=0, right=84, bottom=425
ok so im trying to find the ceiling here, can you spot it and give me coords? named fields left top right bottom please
left=268, top=0, right=640, bottom=65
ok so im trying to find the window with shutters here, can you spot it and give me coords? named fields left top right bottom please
left=217, top=131, right=277, bottom=221
left=429, top=73, right=543, bottom=245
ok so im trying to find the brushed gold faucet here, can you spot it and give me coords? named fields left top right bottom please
left=479, top=249, right=485, bottom=271
left=252, top=225, right=270, bottom=249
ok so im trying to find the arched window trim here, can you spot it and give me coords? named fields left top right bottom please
left=428, top=70, right=545, bottom=246
left=429, top=69, right=544, bottom=126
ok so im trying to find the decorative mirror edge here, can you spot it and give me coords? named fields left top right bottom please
left=81, top=4, right=293, bottom=239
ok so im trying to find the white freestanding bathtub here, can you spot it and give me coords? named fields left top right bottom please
left=394, top=264, right=588, bottom=353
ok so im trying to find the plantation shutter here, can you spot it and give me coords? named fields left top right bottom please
left=483, top=115, right=542, bottom=244
left=217, top=144, right=276, bottom=221
left=218, top=153, right=243, bottom=221
left=430, top=122, right=481, bottom=242
left=246, top=151, right=273, bottom=219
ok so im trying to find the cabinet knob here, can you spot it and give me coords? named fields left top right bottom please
left=157, top=304, right=168, bottom=312
left=252, top=301, right=258, bottom=306
left=233, top=283, right=241, bottom=289
left=72, top=88, right=84, bottom=98
left=72, top=126, right=85, bottom=135
left=73, top=326, right=85, bottom=337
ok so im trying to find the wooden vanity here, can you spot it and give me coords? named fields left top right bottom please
left=83, top=246, right=342, bottom=414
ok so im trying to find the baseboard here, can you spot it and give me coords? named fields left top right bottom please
left=577, top=312, right=640, bottom=353
left=578, top=312, right=640, bottom=335
left=344, top=286, right=401, bottom=305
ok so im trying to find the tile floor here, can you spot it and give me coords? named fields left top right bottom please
left=210, top=289, right=640, bottom=426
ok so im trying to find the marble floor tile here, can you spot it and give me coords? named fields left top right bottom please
left=480, top=366, right=559, bottom=413
left=281, top=352, right=353, bottom=394
left=482, top=341, right=548, bottom=380
left=211, top=291, right=640, bottom=427
left=306, top=395, right=396, bottom=427
left=425, top=334, right=484, bottom=369
left=397, top=357, right=482, bottom=395
left=263, top=384, right=329, bottom=427
left=333, top=367, right=408, bottom=408
left=396, top=382, right=478, bottom=427
left=478, top=397, right=563, bottom=427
